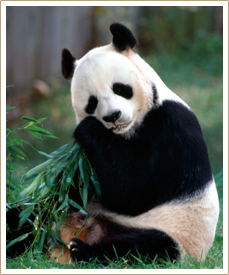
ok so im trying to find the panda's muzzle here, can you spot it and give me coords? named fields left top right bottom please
left=102, top=110, right=122, bottom=124
left=112, top=121, right=132, bottom=131
left=102, top=110, right=132, bottom=132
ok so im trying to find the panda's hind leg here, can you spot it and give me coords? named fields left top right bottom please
left=70, top=217, right=180, bottom=263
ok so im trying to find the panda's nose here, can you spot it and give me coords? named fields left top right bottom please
left=103, top=110, right=122, bottom=123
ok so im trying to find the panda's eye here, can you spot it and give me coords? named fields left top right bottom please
left=85, top=96, right=98, bottom=114
left=112, top=83, right=133, bottom=99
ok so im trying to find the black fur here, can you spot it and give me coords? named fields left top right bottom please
left=70, top=230, right=179, bottom=263
left=152, top=84, right=159, bottom=106
left=62, top=48, right=76, bottom=79
left=110, top=23, right=137, bottom=52
left=112, top=83, right=133, bottom=99
left=70, top=216, right=179, bottom=262
left=73, top=100, right=212, bottom=216
left=85, top=96, right=98, bottom=114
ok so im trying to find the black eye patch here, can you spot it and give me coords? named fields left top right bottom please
left=85, top=96, right=98, bottom=114
left=112, top=83, right=133, bottom=99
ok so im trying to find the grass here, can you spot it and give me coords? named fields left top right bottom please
left=6, top=51, right=223, bottom=269
left=6, top=184, right=223, bottom=270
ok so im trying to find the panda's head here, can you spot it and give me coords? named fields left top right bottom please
left=62, top=23, right=156, bottom=138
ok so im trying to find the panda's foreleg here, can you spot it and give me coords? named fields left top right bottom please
left=70, top=228, right=180, bottom=263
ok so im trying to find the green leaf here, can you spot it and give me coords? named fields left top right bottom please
left=19, top=174, right=42, bottom=198
left=10, top=146, right=27, bottom=159
left=77, top=173, right=83, bottom=198
left=6, top=106, right=15, bottom=111
left=39, top=185, right=50, bottom=198
left=24, top=159, right=53, bottom=180
left=56, top=194, right=69, bottom=212
left=68, top=142, right=82, bottom=153
left=27, top=130, right=42, bottom=140
left=36, top=150, right=54, bottom=159
left=15, top=154, right=26, bottom=160
left=79, top=156, right=89, bottom=185
left=26, top=125, right=57, bottom=139
left=38, top=229, right=47, bottom=252
left=21, top=139, right=34, bottom=149
left=82, top=182, right=88, bottom=208
left=21, top=116, right=46, bottom=124
left=50, top=143, right=70, bottom=156
left=8, top=147, right=17, bottom=158
left=36, top=118, right=47, bottom=124
left=10, top=131, right=24, bottom=147
left=19, top=205, right=34, bottom=227
left=90, top=174, right=101, bottom=198
left=6, top=234, right=28, bottom=250
left=68, top=198, right=83, bottom=211
left=6, top=175, right=24, bottom=191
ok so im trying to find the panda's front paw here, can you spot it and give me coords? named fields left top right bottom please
left=73, top=117, right=104, bottom=148
left=70, top=238, right=93, bottom=262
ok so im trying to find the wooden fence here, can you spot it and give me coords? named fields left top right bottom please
left=6, top=6, right=92, bottom=93
left=6, top=6, right=222, bottom=95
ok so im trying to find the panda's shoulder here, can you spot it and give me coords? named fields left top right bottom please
left=143, top=98, right=201, bottom=136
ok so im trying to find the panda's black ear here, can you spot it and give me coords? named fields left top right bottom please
left=110, top=23, right=137, bottom=52
left=62, top=48, right=76, bottom=79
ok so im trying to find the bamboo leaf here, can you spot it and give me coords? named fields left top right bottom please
left=6, top=106, right=15, bottom=111
left=68, top=142, right=81, bottom=153
left=6, top=175, right=24, bottom=191
left=82, top=181, right=88, bottom=208
left=38, top=228, right=47, bottom=252
left=39, top=185, right=50, bottom=198
left=50, top=143, right=70, bottom=156
left=10, top=146, right=27, bottom=159
left=26, top=125, right=57, bottom=139
left=15, top=154, right=25, bottom=160
left=24, top=159, right=53, bottom=180
left=8, top=147, right=17, bottom=158
left=6, top=234, right=28, bottom=250
left=78, top=176, right=83, bottom=203
left=19, top=205, right=34, bottom=227
left=79, top=156, right=89, bottom=185
left=90, top=174, right=101, bottom=198
left=56, top=194, right=68, bottom=212
left=36, top=118, right=47, bottom=123
left=68, top=198, right=83, bottom=211
left=21, top=139, right=34, bottom=148
left=19, top=174, right=42, bottom=198
left=10, top=131, right=23, bottom=147
left=36, top=150, right=54, bottom=159
left=27, top=130, right=42, bottom=140
left=21, top=116, right=46, bottom=124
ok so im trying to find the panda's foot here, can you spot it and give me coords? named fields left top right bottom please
left=70, top=238, right=93, bottom=262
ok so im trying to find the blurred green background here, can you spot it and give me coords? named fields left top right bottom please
left=6, top=6, right=223, bottom=175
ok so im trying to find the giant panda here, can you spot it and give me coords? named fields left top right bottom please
left=7, top=23, right=219, bottom=264
left=47, top=23, right=220, bottom=264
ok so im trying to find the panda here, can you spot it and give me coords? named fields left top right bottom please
left=47, top=23, right=220, bottom=264
left=7, top=23, right=219, bottom=264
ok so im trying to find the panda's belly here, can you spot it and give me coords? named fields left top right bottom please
left=95, top=180, right=219, bottom=260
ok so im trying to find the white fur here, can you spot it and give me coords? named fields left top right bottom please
left=89, top=180, right=219, bottom=260
left=70, top=44, right=190, bottom=138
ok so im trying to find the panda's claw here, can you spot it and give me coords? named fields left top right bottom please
left=70, top=238, right=93, bottom=262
